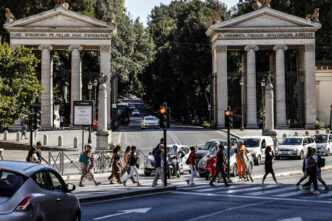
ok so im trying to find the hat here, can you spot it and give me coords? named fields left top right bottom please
left=213, top=141, right=220, bottom=145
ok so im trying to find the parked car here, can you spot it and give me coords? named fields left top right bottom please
left=0, top=161, right=80, bottom=221
left=141, top=116, right=159, bottom=129
left=144, top=145, right=190, bottom=176
left=241, top=136, right=275, bottom=165
left=131, top=109, right=140, bottom=116
left=275, top=136, right=316, bottom=160
left=198, top=147, right=254, bottom=178
left=314, top=134, right=332, bottom=156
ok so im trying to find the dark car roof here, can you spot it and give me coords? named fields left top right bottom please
left=0, top=161, right=54, bottom=177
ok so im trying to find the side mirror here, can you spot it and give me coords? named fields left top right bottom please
left=66, top=183, right=76, bottom=192
left=198, top=147, right=202, bottom=150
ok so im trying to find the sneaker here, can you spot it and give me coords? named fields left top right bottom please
left=225, top=183, right=230, bottom=187
left=137, top=183, right=142, bottom=187
left=322, top=187, right=330, bottom=193
left=261, top=182, right=265, bottom=186
left=186, top=179, right=189, bottom=185
left=95, top=182, right=101, bottom=186
left=123, top=180, right=126, bottom=186
left=152, top=184, right=156, bottom=187
left=295, top=184, right=300, bottom=190
left=191, top=183, right=196, bottom=186
left=313, top=190, right=320, bottom=195
left=276, top=182, right=282, bottom=186
left=79, top=183, right=84, bottom=187
left=209, top=183, right=215, bottom=187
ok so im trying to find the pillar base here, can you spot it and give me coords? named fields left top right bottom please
left=276, top=124, right=288, bottom=129
left=246, top=124, right=259, bottom=129
left=305, top=123, right=315, bottom=129
left=96, top=130, right=110, bottom=150
left=262, top=130, right=277, bottom=137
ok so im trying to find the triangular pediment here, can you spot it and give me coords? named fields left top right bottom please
left=207, top=7, right=321, bottom=36
left=4, top=6, right=114, bottom=30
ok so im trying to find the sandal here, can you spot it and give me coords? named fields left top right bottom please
left=95, top=182, right=101, bottom=186
left=79, top=183, right=84, bottom=187
left=109, top=181, right=114, bottom=184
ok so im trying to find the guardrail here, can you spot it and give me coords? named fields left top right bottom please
left=48, top=151, right=81, bottom=175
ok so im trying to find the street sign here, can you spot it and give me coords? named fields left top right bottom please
left=73, top=101, right=94, bottom=126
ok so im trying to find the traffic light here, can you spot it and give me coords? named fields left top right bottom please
left=34, top=111, right=41, bottom=130
left=225, top=108, right=233, bottom=128
left=159, top=107, right=167, bottom=128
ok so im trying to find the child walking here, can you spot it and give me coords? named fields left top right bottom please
left=261, top=146, right=281, bottom=186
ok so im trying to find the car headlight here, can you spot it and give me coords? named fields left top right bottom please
left=200, top=161, right=205, bottom=166
left=292, top=148, right=298, bottom=152
left=321, top=144, right=327, bottom=149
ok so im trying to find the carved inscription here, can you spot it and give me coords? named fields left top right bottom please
left=10, top=32, right=111, bottom=39
left=218, top=32, right=315, bottom=40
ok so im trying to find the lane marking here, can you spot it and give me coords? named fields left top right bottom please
left=247, top=186, right=295, bottom=196
left=196, top=184, right=256, bottom=193
left=94, top=208, right=151, bottom=220
left=186, top=200, right=273, bottom=221
left=215, top=185, right=276, bottom=194
left=273, top=190, right=306, bottom=197
left=171, top=191, right=332, bottom=204
left=277, top=217, right=303, bottom=221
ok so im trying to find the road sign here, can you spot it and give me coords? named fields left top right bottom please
left=73, top=101, right=94, bottom=126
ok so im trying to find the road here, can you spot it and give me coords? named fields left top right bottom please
left=114, top=99, right=332, bottom=177
left=81, top=171, right=332, bottom=221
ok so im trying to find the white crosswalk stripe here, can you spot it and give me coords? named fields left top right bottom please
left=247, top=186, right=295, bottom=196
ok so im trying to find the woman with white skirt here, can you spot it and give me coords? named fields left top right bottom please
left=122, top=146, right=142, bottom=187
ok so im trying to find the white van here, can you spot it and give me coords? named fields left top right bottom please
left=240, top=136, right=275, bottom=165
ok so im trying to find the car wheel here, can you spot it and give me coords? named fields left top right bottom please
left=299, top=151, right=304, bottom=160
left=255, top=156, right=261, bottom=166
left=73, top=212, right=80, bottom=221
left=144, top=172, right=151, bottom=176
left=232, top=165, right=237, bottom=177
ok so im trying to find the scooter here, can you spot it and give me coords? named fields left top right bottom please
left=167, top=154, right=180, bottom=178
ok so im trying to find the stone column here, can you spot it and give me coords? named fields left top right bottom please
left=273, top=45, right=288, bottom=128
left=304, top=44, right=317, bottom=128
left=96, top=76, right=110, bottom=150
left=69, top=45, right=83, bottom=127
left=245, top=45, right=259, bottom=128
left=269, top=52, right=276, bottom=126
left=264, top=76, right=274, bottom=131
left=100, top=45, right=111, bottom=129
left=39, top=45, right=54, bottom=129
left=216, top=45, right=228, bottom=128
left=316, top=81, right=320, bottom=120
left=241, top=52, right=247, bottom=128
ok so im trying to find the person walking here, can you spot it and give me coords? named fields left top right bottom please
left=261, top=146, right=281, bottom=186
left=79, top=145, right=101, bottom=187
left=108, top=145, right=122, bottom=184
left=26, top=147, right=40, bottom=163
left=21, top=124, right=27, bottom=139
left=314, top=151, right=330, bottom=192
left=153, top=138, right=164, bottom=155
left=122, top=146, right=142, bottom=187
left=236, top=141, right=246, bottom=180
left=121, top=146, right=137, bottom=184
left=209, top=144, right=229, bottom=187
left=35, top=141, right=48, bottom=164
left=304, top=148, right=319, bottom=194
left=295, top=147, right=312, bottom=190
left=152, top=144, right=165, bottom=187
left=186, top=146, right=197, bottom=186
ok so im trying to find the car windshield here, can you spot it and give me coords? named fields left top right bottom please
left=242, top=138, right=261, bottom=148
left=145, top=117, right=156, bottom=121
left=201, top=140, right=228, bottom=150
left=0, top=170, right=25, bottom=197
left=282, top=138, right=302, bottom=145
left=315, top=135, right=328, bottom=143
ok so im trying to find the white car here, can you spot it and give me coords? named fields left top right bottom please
left=315, top=134, right=332, bottom=156
left=276, top=136, right=316, bottom=160
left=131, top=109, right=140, bottom=116
left=140, top=116, right=160, bottom=129
left=241, top=136, right=275, bottom=165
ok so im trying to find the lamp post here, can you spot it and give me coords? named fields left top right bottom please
left=93, top=79, right=98, bottom=123
left=87, top=81, right=93, bottom=144
left=240, top=78, right=244, bottom=131
left=261, top=77, right=266, bottom=133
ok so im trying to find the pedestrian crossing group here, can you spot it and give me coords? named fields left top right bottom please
left=178, top=183, right=332, bottom=200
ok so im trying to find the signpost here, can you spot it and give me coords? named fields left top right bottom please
left=73, top=101, right=94, bottom=151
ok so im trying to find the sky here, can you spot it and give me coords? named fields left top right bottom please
left=124, top=0, right=239, bottom=26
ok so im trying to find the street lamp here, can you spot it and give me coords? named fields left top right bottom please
left=239, top=78, right=244, bottom=131
left=261, top=78, right=266, bottom=133
left=87, top=81, right=93, bottom=144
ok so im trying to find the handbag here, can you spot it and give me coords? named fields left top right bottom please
left=79, top=153, right=90, bottom=163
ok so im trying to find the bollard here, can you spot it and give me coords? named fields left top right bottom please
left=305, top=131, right=309, bottom=136
left=43, top=134, right=48, bottom=145
left=16, top=132, right=21, bottom=141
left=74, top=137, right=79, bottom=148
left=283, top=133, right=287, bottom=140
left=58, top=136, right=63, bottom=146
left=3, top=130, right=8, bottom=141
left=316, top=130, right=319, bottom=135
left=326, top=128, right=330, bottom=134
left=294, top=132, right=298, bottom=136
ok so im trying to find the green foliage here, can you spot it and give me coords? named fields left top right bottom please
left=0, top=42, right=42, bottom=128
left=143, top=0, right=230, bottom=121
left=315, top=120, right=325, bottom=130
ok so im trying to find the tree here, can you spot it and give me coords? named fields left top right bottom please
left=0, top=42, right=43, bottom=128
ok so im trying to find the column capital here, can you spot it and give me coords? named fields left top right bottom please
left=273, top=45, right=288, bottom=51
left=68, top=45, right=83, bottom=52
left=215, top=45, right=227, bottom=53
left=304, top=44, right=315, bottom=52
left=100, top=45, right=111, bottom=52
left=38, top=45, right=53, bottom=51
left=244, top=45, right=259, bottom=52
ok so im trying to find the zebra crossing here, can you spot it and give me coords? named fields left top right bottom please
left=177, top=183, right=332, bottom=201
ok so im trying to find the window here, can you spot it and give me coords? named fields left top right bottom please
left=180, top=147, right=189, bottom=154
left=282, top=138, right=302, bottom=145
left=32, top=171, right=52, bottom=190
left=242, top=139, right=261, bottom=147
left=0, top=170, right=25, bottom=197
left=48, top=171, right=65, bottom=192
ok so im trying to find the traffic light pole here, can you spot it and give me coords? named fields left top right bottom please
left=163, top=127, right=167, bottom=187
left=227, top=125, right=230, bottom=180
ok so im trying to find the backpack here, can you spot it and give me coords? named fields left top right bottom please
left=317, top=155, right=325, bottom=168
left=79, top=153, right=90, bottom=163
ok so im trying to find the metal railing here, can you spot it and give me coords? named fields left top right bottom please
left=0, top=148, right=3, bottom=160
left=48, top=151, right=81, bottom=175
left=94, top=150, right=112, bottom=173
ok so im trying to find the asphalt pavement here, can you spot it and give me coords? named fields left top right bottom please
left=81, top=171, right=332, bottom=221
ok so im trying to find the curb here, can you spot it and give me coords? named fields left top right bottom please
left=78, top=185, right=177, bottom=203
left=219, top=129, right=240, bottom=139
